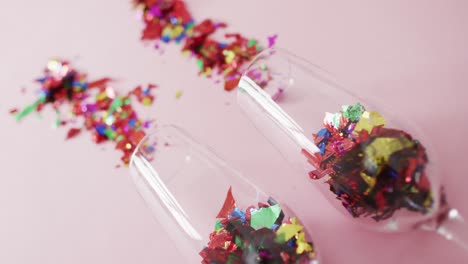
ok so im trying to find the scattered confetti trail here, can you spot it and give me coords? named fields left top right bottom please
left=12, top=59, right=156, bottom=165
left=133, top=0, right=277, bottom=91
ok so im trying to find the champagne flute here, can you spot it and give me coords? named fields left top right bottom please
left=236, top=47, right=468, bottom=250
left=129, top=125, right=321, bottom=263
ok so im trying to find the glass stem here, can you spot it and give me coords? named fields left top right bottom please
left=420, top=208, right=468, bottom=251
left=436, top=208, right=468, bottom=251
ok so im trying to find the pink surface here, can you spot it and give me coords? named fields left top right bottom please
left=1, top=0, right=467, bottom=263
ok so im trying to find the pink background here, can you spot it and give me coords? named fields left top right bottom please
left=1, top=0, right=467, bottom=263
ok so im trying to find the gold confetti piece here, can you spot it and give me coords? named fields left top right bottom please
left=354, top=111, right=386, bottom=133
left=360, top=172, right=376, bottom=189
left=175, top=90, right=183, bottom=99
left=275, top=219, right=304, bottom=243
left=296, top=232, right=313, bottom=254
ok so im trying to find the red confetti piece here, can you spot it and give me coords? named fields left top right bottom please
left=216, top=186, right=236, bottom=218
left=66, top=128, right=82, bottom=140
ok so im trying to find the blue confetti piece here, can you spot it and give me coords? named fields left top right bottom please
left=73, top=81, right=88, bottom=90
left=161, top=35, right=171, bottom=43
left=230, top=208, right=246, bottom=223
left=170, top=16, right=178, bottom=24
left=287, top=237, right=296, bottom=248
left=389, top=170, right=398, bottom=178
left=146, top=145, right=155, bottom=152
left=175, top=33, right=186, bottom=43
left=128, top=119, right=137, bottom=127
left=317, top=128, right=330, bottom=138
left=36, top=77, right=47, bottom=83
left=95, top=124, right=107, bottom=136
left=318, top=142, right=326, bottom=155
left=218, top=42, right=228, bottom=49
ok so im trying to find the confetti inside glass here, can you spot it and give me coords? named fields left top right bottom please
left=200, top=187, right=316, bottom=263
left=12, top=59, right=156, bottom=165
left=236, top=47, right=468, bottom=251
left=305, top=103, right=432, bottom=221
left=130, top=125, right=320, bottom=263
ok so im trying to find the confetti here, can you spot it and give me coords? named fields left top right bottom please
left=12, top=59, right=156, bottom=165
left=303, top=103, right=433, bottom=221
left=66, top=128, right=82, bottom=140
left=133, top=0, right=276, bottom=91
left=175, top=90, right=183, bottom=99
left=200, top=187, right=317, bottom=263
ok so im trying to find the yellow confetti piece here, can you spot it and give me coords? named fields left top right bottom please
left=424, top=192, right=433, bottom=208
left=360, top=172, right=376, bottom=189
left=223, top=50, right=235, bottom=64
left=275, top=221, right=304, bottom=243
left=353, top=111, right=386, bottom=133
left=96, top=92, right=107, bottom=101
left=204, top=67, right=212, bottom=76
left=296, top=232, right=313, bottom=254
left=222, top=67, right=232, bottom=75
left=162, top=26, right=173, bottom=36
left=175, top=90, right=183, bottom=99
left=142, top=97, right=152, bottom=106
left=172, top=25, right=184, bottom=37
left=290, top=217, right=299, bottom=225
left=363, top=136, right=414, bottom=175
left=365, top=137, right=414, bottom=162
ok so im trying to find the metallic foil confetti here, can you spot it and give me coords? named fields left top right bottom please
left=200, top=187, right=316, bottom=263
left=303, top=103, right=433, bottom=221
left=133, top=0, right=275, bottom=91
left=13, top=59, right=156, bottom=165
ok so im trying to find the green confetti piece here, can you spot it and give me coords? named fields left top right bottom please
left=15, top=96, right=46, bottom=122
left=54, top=118, right=61, bottom=128
left=227, top=253, right=241, bottom=264
left=333, top=113, right=341, bottom=129
left=185, top=21, right=195, bottom=29
left=247, top=39, right=257, bottom=47
left=234, top=235, right=244, bottom=248
left=342, top=102, right=365, bottom=122
left=214, top=219, right=222, bottom=231
left=109, top=97, right=123, bottom=113
left=104, top=129, right=117, bottom=140
left=116, top=135, right=124, bottom=142
left=196, top=59, right=204, bottom=71
left=124, top=98, right=131, bottom=105
left=250, top=204, right=282, bottom=230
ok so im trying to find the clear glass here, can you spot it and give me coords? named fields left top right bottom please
left=237, top=47, right=468, bottom=250
left=129, top=125, right=321, bottom=263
